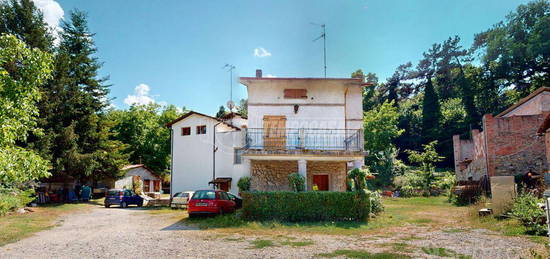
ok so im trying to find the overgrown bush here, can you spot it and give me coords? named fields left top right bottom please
left=288, top=173, right=305, bottom=192
left=237, top=176, right=251, bottom=192
left=364, top=190, right=384, bottom=214
left=393, top=169, right=455, bottom=197
left=509, top=192, right=547, bottom=236
left=0, top=188, right=34, bottom=216
left=347, top=168, right=368, bottom=191
left=393, top=170, right=428, bottom=197
left=241, top=191, right=370, bottom=222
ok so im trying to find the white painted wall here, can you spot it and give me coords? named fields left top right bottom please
left=171, top=114, right=249, bottom=195
left=243, top=79, right=363, bottom=130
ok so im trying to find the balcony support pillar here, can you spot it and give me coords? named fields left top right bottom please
left=298, top=159, right=307, bottom=190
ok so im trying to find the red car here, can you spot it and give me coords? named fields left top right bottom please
left=188, top=190, right=236, bottom=218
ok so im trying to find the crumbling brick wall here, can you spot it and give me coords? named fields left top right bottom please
left=484, top=114, right=547, bottom=177
left=453, top=129, right=487, bottom=181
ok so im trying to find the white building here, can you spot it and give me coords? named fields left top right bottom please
left=168, top=70, right=366, bottom=194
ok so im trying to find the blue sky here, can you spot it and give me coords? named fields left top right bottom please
left=43, top=0, right=529, bottom=115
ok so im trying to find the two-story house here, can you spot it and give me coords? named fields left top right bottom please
left=168, top=69, right=366, bottom=194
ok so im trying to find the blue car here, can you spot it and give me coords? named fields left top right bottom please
left=104, top=189, right=143, bottom=208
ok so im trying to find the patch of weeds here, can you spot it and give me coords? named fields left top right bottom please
left=249, top=239, right=275, bottom=249
left=223, top=236, right=245, bottom=242
left=280, top=240, right=314, bottom=247
left=379, top=242, right=414, bottom=253
left=399, top=235, right=423, bottom=241
left=443, top=228, right=465, bottom=233
left=317, top=249, right=411, bottom=259
left=421, top=247, right=471, bottom=259
left=411, top=218, right=433, bottom=224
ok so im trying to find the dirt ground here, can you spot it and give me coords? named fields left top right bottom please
left=0, top=203, right=546, bottom=259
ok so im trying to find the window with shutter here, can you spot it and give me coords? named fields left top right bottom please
left=284, top=89, right=307, bottom=99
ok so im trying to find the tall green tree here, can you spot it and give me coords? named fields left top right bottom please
left=111, top=104, right=183, bottom=174
left=0, top=0, right=53, bottom=51
left=473, top=0, right=550, bottom=96
left=363, top=101, right=405, bottom=188
left=37, top=10, right=120, bottom=182
left=0, top=34, right=51, bottom=188
left=421, top=78, right=441, bottom=142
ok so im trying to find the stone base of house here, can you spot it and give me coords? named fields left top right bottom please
left=250, top=160, right=347, bottom=192
left=251, top=160, right=297, bottom=191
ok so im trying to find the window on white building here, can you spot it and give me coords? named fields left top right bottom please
left=234, top=148, right=243, bottom=164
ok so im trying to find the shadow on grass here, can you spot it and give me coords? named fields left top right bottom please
left=161, top=212, right=368, bottom=234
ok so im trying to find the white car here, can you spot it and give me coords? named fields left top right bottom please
left=170, top=191, right=194, bottom=209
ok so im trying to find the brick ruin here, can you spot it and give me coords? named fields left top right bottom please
left=453, top=87, right=550, bottom=182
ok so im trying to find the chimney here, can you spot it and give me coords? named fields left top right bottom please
left=256, top=69, right=262, bottom=78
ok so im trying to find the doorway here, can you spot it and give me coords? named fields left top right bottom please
left=313, top=174, right=329, bottom=191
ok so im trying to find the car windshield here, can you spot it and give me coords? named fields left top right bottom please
left=108, top=190, right=121, bottom=196
left=192, top=191, right=216, bottom=200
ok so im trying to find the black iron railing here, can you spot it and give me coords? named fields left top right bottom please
left=244, top=128, right=362, bottom=151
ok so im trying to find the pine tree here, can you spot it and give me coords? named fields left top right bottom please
left=422, top=75, right=441, bottom=142
left=0, top=0, right=53, bottom=51
left=39, top=10, right=121, bottom=182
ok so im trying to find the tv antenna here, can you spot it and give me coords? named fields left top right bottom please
left=222, top=64, right=236, bottom=111
left=311, top=23, right=326, bottom=78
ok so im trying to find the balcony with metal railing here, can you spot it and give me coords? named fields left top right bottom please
left=243, top=128, right=363, bottom=156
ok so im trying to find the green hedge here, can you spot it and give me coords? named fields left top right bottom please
left=241, top=191, right=370, bottom=222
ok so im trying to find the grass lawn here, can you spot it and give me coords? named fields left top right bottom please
left=182, top=196, right=466, bottom=236
left=0, top=199, right=101, bottom=247
left=181, top=196, right=548, bottom=245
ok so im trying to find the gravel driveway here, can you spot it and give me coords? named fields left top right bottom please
left=0, top=204, right=546, bottom=259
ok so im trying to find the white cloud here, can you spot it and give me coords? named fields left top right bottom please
left=32, top=0, right=64, bottom=42
left=254, top=47, right=272, bottom=58
left=32, top=0, right=64, bottom=30
left=265, top=74, right=277, bottom=78
left=124, top=84, right=156, bottom=106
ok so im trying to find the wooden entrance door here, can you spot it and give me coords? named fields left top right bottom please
left=263, top=116, right=286, bottom=150
left=313, top=175, right=329, bottom=191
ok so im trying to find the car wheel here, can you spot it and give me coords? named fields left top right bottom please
left=104, top=204, right=110, bottom=208
left=188, top=213, right=196, bottom=219
left=137, top=202, right=143, bottom=207
left=121, top=202, right=127, bottom=208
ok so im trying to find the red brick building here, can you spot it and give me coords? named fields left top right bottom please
left=453, top=87, right=550, bottom=182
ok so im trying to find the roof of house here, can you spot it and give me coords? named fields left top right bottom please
left=219, top=112, right=247, bottom=120
left=239, top=77, right=371, bottom=87
left=165, top=111, right=242, bottom=130
left=496, top=87, right=550, bottom=117
left=121, top=164, right=160, bottom=178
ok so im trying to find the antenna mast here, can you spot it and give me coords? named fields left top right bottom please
left=222, top=64, right=236, bottom=112
left=312, top=23, right=326, bottom=78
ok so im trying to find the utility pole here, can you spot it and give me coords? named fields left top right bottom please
left=312, top=23, right=326, bottom=78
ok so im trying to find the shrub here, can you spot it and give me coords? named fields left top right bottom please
left=241, top=191, right=370, bottom=222
left=364, top=190, right=384, bottom=214
left=509, top=192, right=547, bottom=236
left=393, top=170, right=428, bottom=197
left=237, top=176, right=251, bottom=192
left=347, top=168, right=368, bottom=191
left=288, top=173, right=305, bottom=192
left=0, top=188, right=34, bottom=216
